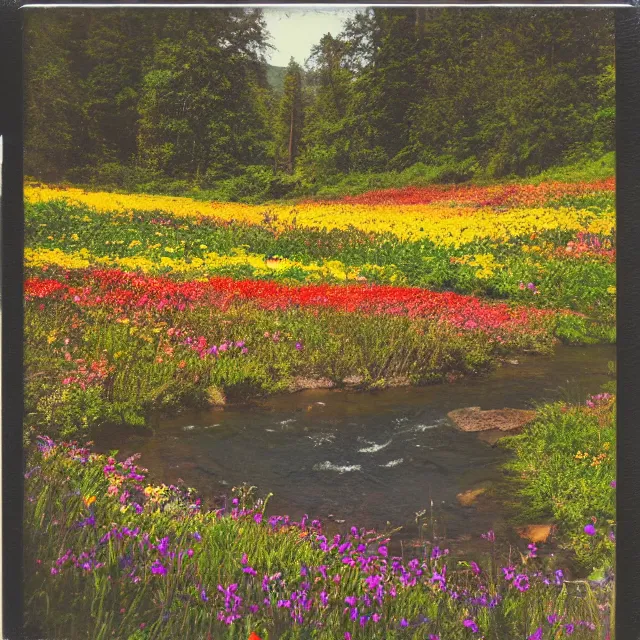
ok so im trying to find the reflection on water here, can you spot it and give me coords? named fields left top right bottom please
left=96, top=345, right=614, bottom=552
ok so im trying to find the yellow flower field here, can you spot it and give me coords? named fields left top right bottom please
left=24, top=246, right=403, bottom=283
left=25, top=185, right=615, bottom=247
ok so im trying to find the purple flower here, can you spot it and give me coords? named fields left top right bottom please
left=295, top=342, right=303, bottom=351
left=547, top=614, right=559, bottom=625
left=528, top=543, right=538, bottom=558
left=502, top=566, right=516, bottom=581
left=463, top=619, right=479, bottom=633
left=528, top=628, right=543, bottom=640
left=345, top=596, right=357, bottom=607
left=470, top=561, right=481, bottom=575
left=564, top=623, right=575, bottom=635
left=151, top=560, right=167, bottom=576
left=584, top=524, right=596, bottom=536
left=200, top=589, right=208, bottom=602
left=400, top=619, right=409, bottom=628
left=156, top=536, right=170, bottom=556
left=513, top=574, right=530, bottom=592
left=345, top=634, right=351, bottom=640
left=76, top=514, right=96, bottom=528
left=481, top=529, right=495, bottom=542
left=610, top=480, right=617, bottom=488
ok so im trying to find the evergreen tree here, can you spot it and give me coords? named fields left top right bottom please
left=23, top=11, right=80, bottom=181
left=136, top=10, right=270, bottom=183
left=274, top=58, right=304, bottom=174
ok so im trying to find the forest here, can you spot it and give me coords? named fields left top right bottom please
left=24, top=8, right=615, bottom=201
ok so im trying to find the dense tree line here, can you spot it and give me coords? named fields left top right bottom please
left=24, top=8, right=614, bottom=196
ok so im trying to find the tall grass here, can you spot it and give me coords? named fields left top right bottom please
left=503, top=395, right=616, bottom=572
left=25, top=297, right=558, bottom=437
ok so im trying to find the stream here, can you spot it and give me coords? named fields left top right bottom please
left=96, top=345, right=614, bottom=556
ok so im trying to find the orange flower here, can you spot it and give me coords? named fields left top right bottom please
left=248, top=633, right=262, bottom=640
left=83, top=495, right=96, bottom=508
left=178, top=360, right=186, bottom=369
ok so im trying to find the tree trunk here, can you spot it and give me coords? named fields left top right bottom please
left=288, top=102, right=295, bottom=174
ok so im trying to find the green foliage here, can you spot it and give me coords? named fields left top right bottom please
left=503, top=400, right=616, bottom=570
left=23, top=8, right=614, bottom=194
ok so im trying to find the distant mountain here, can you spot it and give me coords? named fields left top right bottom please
left=266, top=64, right=287, bottom=93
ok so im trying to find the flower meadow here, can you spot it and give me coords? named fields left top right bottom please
left=24, top=180, right=615, bottom=437
left=25, top=407, right=615, bottom=640
left=24, top=178, right=616, bottom=637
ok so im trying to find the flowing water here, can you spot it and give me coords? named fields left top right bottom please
left=97, top=345, right=614, bottom=554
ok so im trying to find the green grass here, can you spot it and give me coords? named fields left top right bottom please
left=502, top=396, right=616, bottom=572
left=25, top=297, right=555, bottom=438
left=29, top=152, right=615, bottom=205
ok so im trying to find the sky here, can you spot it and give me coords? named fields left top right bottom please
left=262, top=8, right=357, bottom=67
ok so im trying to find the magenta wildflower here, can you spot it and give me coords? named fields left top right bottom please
left=156, top=536, right=170, bottom=556
left=564, top=623, right=575, bottom=635
left=513, top=574, right=530, bottom=592
left=528, top=628, right=543, bottom=640
left=502, top=566, right=516, bottom=581
left=584, top=524, right=596, bottom=536
left=463, top=619, right=479, bottom=633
